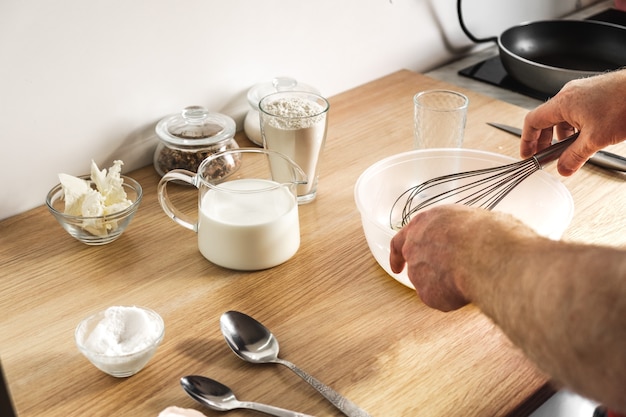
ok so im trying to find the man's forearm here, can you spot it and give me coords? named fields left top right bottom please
left=468, top=238, right=626, bottom=412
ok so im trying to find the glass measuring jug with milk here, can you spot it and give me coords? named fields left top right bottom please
left=157, top=148, right=306, bottom=270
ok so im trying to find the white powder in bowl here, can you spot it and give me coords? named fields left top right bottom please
left=83, top=306, right=161, bottom=355
left=76, top=306, right=164, bottom=377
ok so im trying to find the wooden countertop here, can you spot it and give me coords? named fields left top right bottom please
left=2, top=70, right=625, bottom=417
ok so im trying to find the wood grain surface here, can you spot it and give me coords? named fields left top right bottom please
left=2, top=70, right=625, bottom=417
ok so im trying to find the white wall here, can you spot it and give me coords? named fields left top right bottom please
left=0, top=0, right=597, bottom=220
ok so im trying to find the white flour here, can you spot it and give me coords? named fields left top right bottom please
left=261, top=97, right=325, bottom=128
left=260, top=96, right=328, bottom=199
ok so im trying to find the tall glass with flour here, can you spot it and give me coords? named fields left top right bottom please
left=259, top=91, right=330, bottom=204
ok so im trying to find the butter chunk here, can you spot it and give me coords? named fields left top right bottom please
left=59, top=160, right=132, bottom=236
left=58, top=173, right=92, bottom=216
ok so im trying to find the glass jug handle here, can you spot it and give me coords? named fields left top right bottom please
left=157, top=170, right=198, bottom=232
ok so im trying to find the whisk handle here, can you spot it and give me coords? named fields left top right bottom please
left=534, top=132, right=580, bottom=167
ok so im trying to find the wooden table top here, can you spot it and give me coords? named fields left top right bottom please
left=2, top=70, right=625, bottom=417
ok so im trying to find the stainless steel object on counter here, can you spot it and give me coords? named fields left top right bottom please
left=391, top=132, right=580, bottom=228
left=220, top=311, right=373, bottom=417
left=487, top=122, right=626, bottom=172
left=181, top=375, right=316, bottom=417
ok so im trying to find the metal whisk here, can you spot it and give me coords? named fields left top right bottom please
left=390, top=132, right=579, bottom=229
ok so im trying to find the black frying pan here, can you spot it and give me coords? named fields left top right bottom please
left=457, top=0, right=626, bottom=96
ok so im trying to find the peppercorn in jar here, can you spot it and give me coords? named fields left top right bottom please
left=153, top=106, right=238, bottom=177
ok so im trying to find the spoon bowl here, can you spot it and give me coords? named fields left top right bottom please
left=219, top=311, right=372, bottom=417
left=181, top=375, right=238, bottom=411
left=220, top=310, right=280, bottom=363
left=181, top=375, right=315, bottom=417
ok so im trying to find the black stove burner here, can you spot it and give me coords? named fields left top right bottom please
left=588, top=7, right=626, bottom=26
left=458, top=8, right=626, bottom=101
left=459, top=56, right=550, bottom=101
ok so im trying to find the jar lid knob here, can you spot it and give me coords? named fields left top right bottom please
left=272, top=77, right=297, bottom=91
left=181, top=106, right=209, bottom=124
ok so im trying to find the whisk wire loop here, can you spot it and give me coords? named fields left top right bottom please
left=390, top=132, right=578, bottom=229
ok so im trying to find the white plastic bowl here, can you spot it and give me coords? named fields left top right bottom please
left=354, top=148, right=574, bottom=289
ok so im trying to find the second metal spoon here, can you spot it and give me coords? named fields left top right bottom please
left=219, top=311, right=372, bottom=417
left=181, top=375, right=315, bottom=417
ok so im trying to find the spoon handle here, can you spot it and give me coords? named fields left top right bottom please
left=241, top=401, right=317, bottom=417
left=275, top=358, right=372, bottom=417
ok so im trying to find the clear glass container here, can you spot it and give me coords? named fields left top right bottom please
left=153, top=106, right=238, bottom=176
left=244, top=77, right=319, bottom=146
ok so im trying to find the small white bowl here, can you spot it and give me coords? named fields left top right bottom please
left=354, top=148, right=574, bottom=288
left=75, top=306, right=165, bottom=377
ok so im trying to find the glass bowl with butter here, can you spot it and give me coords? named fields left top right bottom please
left=46, top=160, right=142, bottom=245
left=75, top=305, right=165, bottom=377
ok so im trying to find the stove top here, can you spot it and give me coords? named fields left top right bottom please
left=458, top=8, right=626, bottom=101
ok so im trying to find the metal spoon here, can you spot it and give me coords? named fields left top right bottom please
left=181, top=375, right=316, bottom=417
left=219, top=311, right=372, bottom=417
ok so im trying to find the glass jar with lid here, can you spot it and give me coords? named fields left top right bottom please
left=244, top=77, right=319, bottom=146
left=153, top=105, right=238, bottom=176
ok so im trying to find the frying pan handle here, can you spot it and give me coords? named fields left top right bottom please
left=457, top=0, right=498, bottom=43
